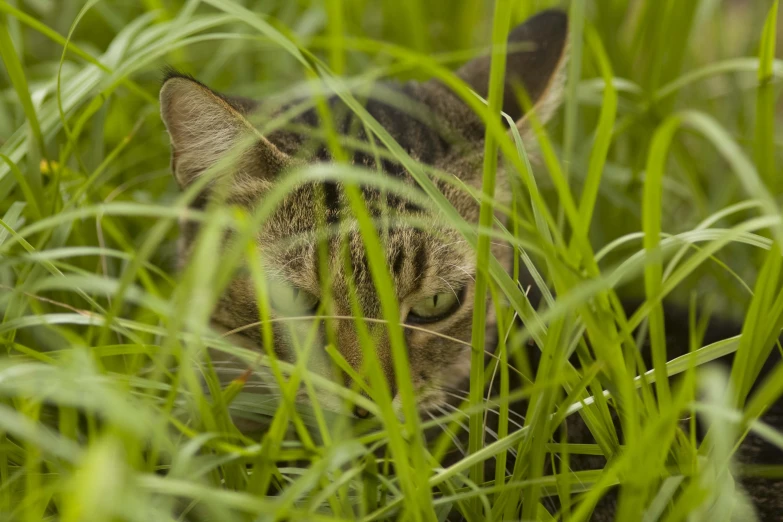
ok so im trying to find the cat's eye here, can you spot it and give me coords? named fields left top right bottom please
left=407, top=290, right=463, bottom=324
left=268, top=282, right=319, bottom=316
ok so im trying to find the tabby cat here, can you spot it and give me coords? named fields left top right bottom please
left=160, top=9, right=783, bottom=521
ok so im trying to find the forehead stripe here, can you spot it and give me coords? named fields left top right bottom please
left=413, top=240, right=428, bottom=276
left=322, top=181, right=341, bottom=224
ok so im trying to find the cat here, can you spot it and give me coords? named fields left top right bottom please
left=159, top=9, right=783, bottom=521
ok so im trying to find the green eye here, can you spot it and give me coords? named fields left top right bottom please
left=407, top=290, right=463, bottom=324
left=269, top=282, right=319, bottom=315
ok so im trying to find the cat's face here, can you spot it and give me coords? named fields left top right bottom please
left=160, top=10, right=567, bottom=416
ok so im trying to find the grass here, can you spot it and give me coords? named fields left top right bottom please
left=1, top=0, right=782, bottom=521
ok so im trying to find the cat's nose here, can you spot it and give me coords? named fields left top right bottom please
left=354, top=406, right=370, bottom=419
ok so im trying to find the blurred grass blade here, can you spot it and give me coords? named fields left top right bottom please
left=574, top=23, right=616, bottom=241
left=755, top=0, right=778, bottom=193
left=0, top=12, right=44, bottom=211
left=470, top=0, right=512, bottom=506
left=643, top=116, right=680, bottom=408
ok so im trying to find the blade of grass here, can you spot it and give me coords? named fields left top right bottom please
left=469, top=0, right=511, bottom=507
left=755, top=0, right=778, bottom=193
left=0, top=12, right=44, bottom=213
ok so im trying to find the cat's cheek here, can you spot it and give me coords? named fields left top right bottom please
left=440, top=345, right=472, bottom=388
left=301, top=391, right=346, bottom=415
left=390, top=395, right=406, bottom=421
left=284, top=322, right=334, bottom=377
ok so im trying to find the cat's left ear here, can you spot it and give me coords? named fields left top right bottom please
left=455, top=9, right=568, bottom=130
left=160, top=72, right=292, bottom=190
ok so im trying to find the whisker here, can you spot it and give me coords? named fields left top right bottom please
left=488, top=241, right=512, bottom=251
left=222, top=315, right=473, bottom=348
left=442, top=263, right=475, bottom=283
left=236, top=396, right=283, bottom=406
left=549, top=451, right=587, bottom=490
left=503, top=310, right=521, bottom=343
left=481, top=350, right=527, bottom=379
left=221, top=318, right=528, bottom=380
left=239, top=384, right=279, bottom=390
left=436, top=276, right=459, bottom=301
left=481, top=404, right=526, bottom=431
left=427, top=411, right=466, bottom=458
left=438, top=402, right=518, bottom=458
left=436, top=403, right=468, bottom=426
left=441, top=389, right=470, bottom=403
left=506, top=407, right=526, bottom=425
left=440, top=387, right=527, bottom=428
left=485, top=361, right=501, bottom=428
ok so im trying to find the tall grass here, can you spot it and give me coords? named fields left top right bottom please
left=0, top=0, right=782, bottom=521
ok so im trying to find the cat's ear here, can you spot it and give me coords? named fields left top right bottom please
left=457, top=9, right=568, bottom=129
left=160, top=72, right=291, bottom=189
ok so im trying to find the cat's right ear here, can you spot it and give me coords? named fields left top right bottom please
left=160, top=72, right=291, bottom=190
left=456, top=9, right=568, bottom=128
left=426, top=9, right=568, bottom=143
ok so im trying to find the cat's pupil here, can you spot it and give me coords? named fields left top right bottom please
left=432, top=294, right=438, bottom=308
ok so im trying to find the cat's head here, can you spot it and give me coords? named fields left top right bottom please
left=160, top=10, right=567, bottom=416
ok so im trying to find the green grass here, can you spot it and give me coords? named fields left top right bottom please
left=1, top=0, right=783, bottom=521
